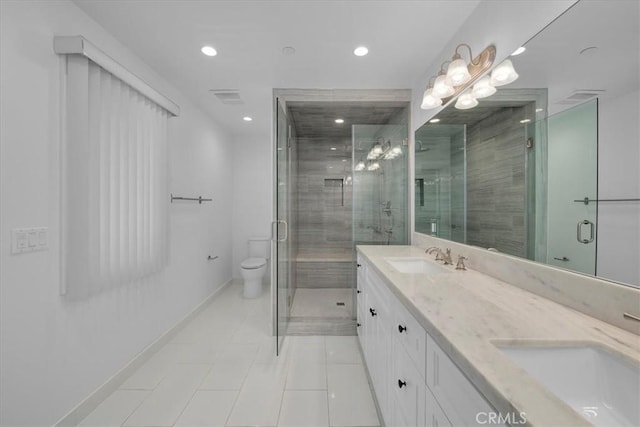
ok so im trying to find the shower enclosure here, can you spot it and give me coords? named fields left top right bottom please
left=414, top=98, right=598, bottom=276
left=273, top=93, right=410, bottom=346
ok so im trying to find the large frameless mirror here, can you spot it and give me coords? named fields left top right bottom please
left=414, top=0, right=639, bottom=288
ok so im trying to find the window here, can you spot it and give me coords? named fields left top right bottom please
left=56, top=36, right=179, bottom=298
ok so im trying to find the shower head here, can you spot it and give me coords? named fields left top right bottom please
left=415, top=140, right=431, bottom=152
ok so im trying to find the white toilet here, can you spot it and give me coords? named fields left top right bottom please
left=240, top=237, right=270, bottom=298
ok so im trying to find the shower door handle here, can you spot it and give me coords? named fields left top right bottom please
left=273, top=220, right=288, bottom=242
left=577, top=219, right=595, bottom=244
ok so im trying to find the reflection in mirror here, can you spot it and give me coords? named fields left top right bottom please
left=414, top=0, right=639, bottom=287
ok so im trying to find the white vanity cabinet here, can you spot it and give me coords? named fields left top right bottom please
left=356, top=255, right=503, bottom=427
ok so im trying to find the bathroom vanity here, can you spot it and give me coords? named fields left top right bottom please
left=356, top=245, right=640, bottom=427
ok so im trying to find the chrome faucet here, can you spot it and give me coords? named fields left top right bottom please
left=456, top=255, right=468, bottom=270
left=426, top=247, right=453, bottom=265
left=426, top=246, right=443, bottom=261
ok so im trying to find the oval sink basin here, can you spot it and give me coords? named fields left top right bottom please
left=385, top=257, right=452, bottom=275
left=500, top=345, right=640, bottom=426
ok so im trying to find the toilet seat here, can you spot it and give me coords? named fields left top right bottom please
left=241, top=257, right=266, bottom=269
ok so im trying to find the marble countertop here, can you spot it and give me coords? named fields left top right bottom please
left=357, top=245, right=640, bottom=427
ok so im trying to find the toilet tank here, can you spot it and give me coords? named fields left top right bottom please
left=248, top=237, right=270, bottom=259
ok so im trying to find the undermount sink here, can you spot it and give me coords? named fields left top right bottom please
left=500, top=345, right=640, bottom=427
left=385, top=257, right=452, bottom=275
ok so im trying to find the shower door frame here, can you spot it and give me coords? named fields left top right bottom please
left=271, top=89, right=412, bottom=346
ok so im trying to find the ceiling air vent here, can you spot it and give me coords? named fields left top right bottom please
left=555, top=89, right=605, bottom=105
left=209, top=89, right=244, bottom=105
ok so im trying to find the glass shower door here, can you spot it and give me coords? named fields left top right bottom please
left=275, top=99, right=290, bottom=354
left=546, top=100, right=598, bottom=275
left=352, top=124, right=409, bottom=247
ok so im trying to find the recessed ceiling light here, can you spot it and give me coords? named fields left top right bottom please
left=201, top=46, right=218, bottom=57
left=243, top=116, right=253, bottom=122
left=511, top=46, right=526, bottom=56
left=335, top=118, right=344, bottom=124
left=430, top=118, right=441, bottom=123
left=520, top=119, right=531, bottom=124
left=353, top=46, right=369, bottom=57
left=330, top=147, right=337, bottom=151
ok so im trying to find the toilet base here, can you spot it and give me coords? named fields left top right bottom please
left=243, top=278, right=263, bottom=298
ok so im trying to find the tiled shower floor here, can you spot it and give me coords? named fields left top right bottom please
left=290, top=288, right=353, bottom=318
left=77, top=280, right=379, bottom=427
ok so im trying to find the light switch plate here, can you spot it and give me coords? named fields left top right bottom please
left=11, top=227, right=48, bottom=254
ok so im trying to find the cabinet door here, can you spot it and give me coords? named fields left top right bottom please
left=426, top=387, right=452, bottom=427
left=427, top=335, right=504, bottom=427
left=392, top=336, right=426, bottom=427
left=368, top=280, right=392, bottom=423
left=394, top=297, right=427, bottom=379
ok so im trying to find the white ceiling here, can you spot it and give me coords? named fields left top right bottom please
left=73, top=0, right=481, bottom=138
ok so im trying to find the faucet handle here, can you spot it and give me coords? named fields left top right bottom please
left=456, top=255, right=468, bottom=270
left=426, top=246, right=443, bottom=261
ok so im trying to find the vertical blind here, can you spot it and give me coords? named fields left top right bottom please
left=63, top=55, right=172, bottom=298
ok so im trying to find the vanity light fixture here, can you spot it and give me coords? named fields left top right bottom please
left=420, top=44, right=496, bottom=110
left=383, top=146, right=402, bottom=160
left=421, top=79, right=443, bottom=109
left=490, top=59, right=519, bottom=86
left=455, top=92, right=478, bottom=110
left=433, top=63, right=456, bottom=98
left=471, top=75, right=496, bottom=99
left=201, top=46, right=217, bottom=57
left=446, top=44, right=479, bottom=85
left=367, top=161, right=380, bottom=171
left=367, top=143, right=384, bottom=160
left=354, top=46, right=369, bottom=57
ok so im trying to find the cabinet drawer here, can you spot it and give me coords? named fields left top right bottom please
left=426, top=387, right=452, bottom=427
left=427, top=335, right=503, bottom=427
left=394, top=298, right=427, bottom=379
left=392, top=336, right=426, bottom=427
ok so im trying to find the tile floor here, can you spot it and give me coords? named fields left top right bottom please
left=78, top=280, right=380, bottom=427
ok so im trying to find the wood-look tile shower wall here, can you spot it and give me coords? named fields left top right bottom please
left=296, top=136, right=353, bottom=288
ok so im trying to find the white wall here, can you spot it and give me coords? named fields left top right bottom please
left=231, top=135, right=273, bottom=278
left=597, top=90, right=640, bottom=286
left=0, top=1, right=233, bottom=426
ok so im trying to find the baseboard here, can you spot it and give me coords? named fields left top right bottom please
left=54, top=279, right=233, bottom=427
